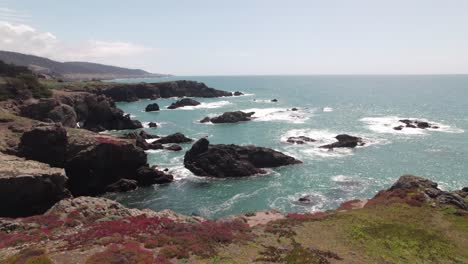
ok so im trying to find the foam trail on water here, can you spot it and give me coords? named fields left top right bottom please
left=322, top=107, right=334, bottom=112
left=242, top=107, right=312, bottom=124
left=360, top=116, right=464, bottom=135
left=173, top=100, right=232, bottom=110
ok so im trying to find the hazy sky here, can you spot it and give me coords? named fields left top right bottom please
left=1, top=0, right=467, bottom=75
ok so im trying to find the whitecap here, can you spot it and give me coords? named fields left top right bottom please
left=280, top=129, right=387, bottom=159
left=173, top=100, right=232, bottom=110
left=242, top=107, right=312, bottom=124
left=322, top=107, right=334, bottom=112
left=146, top=138, right=158, bottom=143
left=360, top=116, right=464, bottom=135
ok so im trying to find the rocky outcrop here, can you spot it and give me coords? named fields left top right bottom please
left=371, top=175, right=467, bottom=210
left=148, top=122, right=158, bottom=128
left=165, top=144, right=182, bottom=151
left=65, top=141, right=148, bottom=196
left=320, top=134, right=364, bottom=149
left=133, top=166, right=174, bottom=186
left=184, top=138, right=302, bottom=177
left=394, top=119, right=439, bottom=131
left=20, top=98, right=77, bottom=128
left=233, top=91, right=244, bottom=96
left=0, top=153, right=70, bottom=217
left=167, top=98, right=201, bottom=109
left=201, top=111, right=255, bottom=124
left=156, top=132, right=193, bottom=144
left=18, top=124, right=68, bottom=167
left=96, top=80, right=233, bottom=102
left=286, top=136, right=316, bottom=144
left=19, top=92, right=143, bottom=132
left=145, top=103, right=160, bottom=112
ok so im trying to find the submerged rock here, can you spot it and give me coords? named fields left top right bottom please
left=320, top=134, right=364, bottom=149
left=184, top=138, right=302, bottom=177
left=156, top=132, right=193, bottom=144
left=286, top=136, right=316, bottom=144
left=0, top=153, right=70, bottom=217
left=271, top=99, right=278, bottom=102
left=395, top=119, right=439, bottom=130
left=165, top=144, right=182, bottom=151
left=167, top=98, right=201, bottom=109
left=145, top=103, right=160, bottom=112
left=148, top=122, right=158, bottom=128
left=202, top=111, right=255, bottom=124
left=233, top=91, right=244, bottom=96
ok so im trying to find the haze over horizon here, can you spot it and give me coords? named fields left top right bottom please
left=0, top=0, right=467, bottom=75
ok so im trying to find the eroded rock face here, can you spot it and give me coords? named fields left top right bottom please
left=19, top=124, right=68, bottom=167
left=167, top=98, right=201, bottom=109
left=145, top=103, right=160, bottom=112
left=320, top=134, right=364, bottom=149
left=202, top=111, right=255, bottom=124
left=65, top=141, right=148, bottom=196
left=156, top=133, right=193, bottom=144
left=184, top=138, right=302, bottom=177
left=0, top=153, right=70, bottom=217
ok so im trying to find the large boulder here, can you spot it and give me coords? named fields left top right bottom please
left=156, top=132, right=193, bottom=144
left=0, top=153, right=70, bottom=217
left=145, top=103, right=160, bottom=112
left=202, top=111, right=255, bottom=124
left=65, top=141, right=148, bottom=196
left=184, top=138, right=302, bottom=177
left=167, top=98, right=201, bottom=109
left=47, top=104, right=77, bottom=127
left=18, top=124, right=68, bottom=167
left=320, top=134, right=364, bottom=149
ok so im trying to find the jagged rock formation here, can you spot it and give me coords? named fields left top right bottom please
left=0, top=153, right=70, bottom=217
left=184, top=138, right=302, bottom=177
left=145, top=103, right=160, bottom=112
left=156, top=133, right=193, bottom=144
left=320, top=134, right=365, bottom=149
left=167, top=98, right=201, bottom=109
left=200, top=111, right=255, bottom=124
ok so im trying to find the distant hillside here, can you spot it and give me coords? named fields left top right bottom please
left=0, top=50, right=168, bottom=81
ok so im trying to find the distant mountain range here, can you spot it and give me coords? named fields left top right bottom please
left=0, top=50, right=169, bottom=81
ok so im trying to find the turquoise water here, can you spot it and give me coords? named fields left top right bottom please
left=106, top=75, right=468, bottom=218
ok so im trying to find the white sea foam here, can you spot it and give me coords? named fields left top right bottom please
left=322, top=107, right=334, bottom=112
left=175, top=100, right=232, bottom=110
left=271, top=191, right=326, bottom=213
left=360, top=116, right=464, bottom=135
left=145, top=138, right=158, bottom=143
left=280, top=129, right=387, bottom=158
left=242, top=107, right=312, bottom=124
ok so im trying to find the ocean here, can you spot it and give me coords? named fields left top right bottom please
left=105, top=75, right=468, bottom=218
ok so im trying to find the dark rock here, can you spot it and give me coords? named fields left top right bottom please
left=271, top=99, right=278, bottom=102
left=184, top=138, right=302, bottom=177
left=200, top=117, right=211, bottom=123
left=156, top=132, right=193, bottom=144
left=48, top=104, right=77, bottom=127
left=233, top=91, right=244, bottom=96
left=397, top=119, right=437, bottom=130
left=204, top=111, right=255, bottom=124
left=393, top=125, right=404, bottom=131
left=165, top=144, right=182, bottom=151
left=105, top=179, right=138, bottom=193
left=133, top=166, right=174, bottom=186
left=145, top=103, right=160, bottom=112
left=389, top=175, right=438, bottom=191
left=0, top=153, right=70, bottom=217
left=97, top=81, right=232, bottom=102
left=19, top=124, right=68, bottom=167
left=286, top=136, right=316, bottom=144
left=320, top=134, right=364, bottom=149
left=148, top=122, right=158, bottom=128
left=298, top=196, right=311, bottom=203
left=167, top=98, right=201, bottom=109
left=291, top=108, right=298, bottom=111
left=124, top=131, right=161, bottom=150
left=65, top=141, right=147, bottom=196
